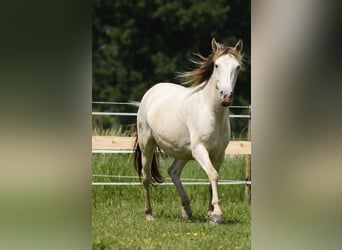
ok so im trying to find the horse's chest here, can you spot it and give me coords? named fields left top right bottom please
left=203, top=130, right=228, bottom=146
left=198, top=124, right=229, bottom=150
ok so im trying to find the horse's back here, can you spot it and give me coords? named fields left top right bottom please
left=139, top=83, right=187, bottom=117
left=140, top=82, right=186, bottom=104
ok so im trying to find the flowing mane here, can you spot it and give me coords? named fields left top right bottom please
left=178, top=44, right=243, bottom=87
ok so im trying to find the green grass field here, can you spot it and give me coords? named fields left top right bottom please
left=92, top=153, right=251, bottom=250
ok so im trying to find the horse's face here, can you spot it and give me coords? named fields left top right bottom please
left=212, top=39, right=243, bottom=107
left=213, top=54, right=241, bottom=107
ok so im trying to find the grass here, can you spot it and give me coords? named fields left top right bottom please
left=92, top=153, right=251, bottom=250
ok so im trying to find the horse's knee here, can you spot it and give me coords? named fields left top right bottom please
left=208, top=170, right=218, bottom=182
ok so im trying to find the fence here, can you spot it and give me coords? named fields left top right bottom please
left=92, top=101, right=251, bottom=200
left=92, top=101, right=251, bottom=119
left=92, top=136, right=251, bottom=155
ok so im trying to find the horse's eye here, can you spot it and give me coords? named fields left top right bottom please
left=237, top=65, right=240, bottom=71
left=215, top=64, right=218, bottom=68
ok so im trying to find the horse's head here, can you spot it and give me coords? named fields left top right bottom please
left=212, top=38, right=243, bottom=107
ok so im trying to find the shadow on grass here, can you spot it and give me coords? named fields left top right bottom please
left=156, top=212, right=244, bottom=225
left=224, top=219, right=243, bottom=225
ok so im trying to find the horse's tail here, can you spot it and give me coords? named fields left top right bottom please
left=133, top=131, right=163, bottom=185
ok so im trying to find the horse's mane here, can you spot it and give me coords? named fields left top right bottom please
left=178, top=44, right=243, bottom=87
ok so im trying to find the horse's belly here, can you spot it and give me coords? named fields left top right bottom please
left=153, top=133, right=193, bottom=160
left=164, top=146, right=193, bottom=160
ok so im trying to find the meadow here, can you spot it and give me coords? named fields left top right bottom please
left=92, top=153, right=250, bottom=250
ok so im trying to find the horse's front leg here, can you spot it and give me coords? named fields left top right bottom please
left=207, top=184, right=214, bottom=217
left=208, top=155, right=224, bottom=217
left=168, top=159, right=191, bottom=221
left=192, top=143, right=224, bottom=224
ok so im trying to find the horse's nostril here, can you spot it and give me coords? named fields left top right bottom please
left=229, top=92, right=233, bottom=98
left=220, top=90, right=223, bottom=95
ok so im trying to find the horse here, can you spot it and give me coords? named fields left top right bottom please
left=134, top=38, right=243, bottom=224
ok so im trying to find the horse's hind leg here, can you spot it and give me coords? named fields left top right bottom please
left=140, top=149, right=155, bottom=221
left=168, top=159, right=192, bottom=221
left=138, top=135, right=160, bottom=221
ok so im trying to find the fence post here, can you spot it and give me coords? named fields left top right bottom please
left=245, top=106, right=251, bottom=202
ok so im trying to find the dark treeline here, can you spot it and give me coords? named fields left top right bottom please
left=93, top=0, right=250, bottom=136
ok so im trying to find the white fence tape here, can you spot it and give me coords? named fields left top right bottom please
left=92, top=101, right=251, bottom=118
left=92, top=174, right=251, bottom=186
left=92, top=181, right=251, bottom=186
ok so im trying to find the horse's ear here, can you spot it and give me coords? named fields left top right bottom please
left=234, top=39, right=243, bottom=53
left=211, top=38, right=219, bottom=52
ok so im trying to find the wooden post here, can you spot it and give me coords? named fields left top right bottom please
left=245, top=106, right=251, bottom=202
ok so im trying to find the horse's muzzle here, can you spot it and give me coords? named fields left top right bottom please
left=220, top=92, right=233, bottom=107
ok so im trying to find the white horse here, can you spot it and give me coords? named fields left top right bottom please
left=134, top=38, right=243, bottom=224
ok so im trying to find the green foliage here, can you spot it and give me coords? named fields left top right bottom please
left=92, top=154, right=251, bottom=249
left=93, top=0, right=250, bottom=129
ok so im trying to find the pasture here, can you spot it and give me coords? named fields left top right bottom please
left=92, top=153, right=251, bottom=249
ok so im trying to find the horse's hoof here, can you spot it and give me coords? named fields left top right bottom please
left=208, top=214, right=225, bottom=224
left=181, top=208, right=192, bottom=222
left=181, top=212, right=192, bottom=222
left=182, top=215, right=192, bottom=223
left=146, top=214, right=154, bottom=221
